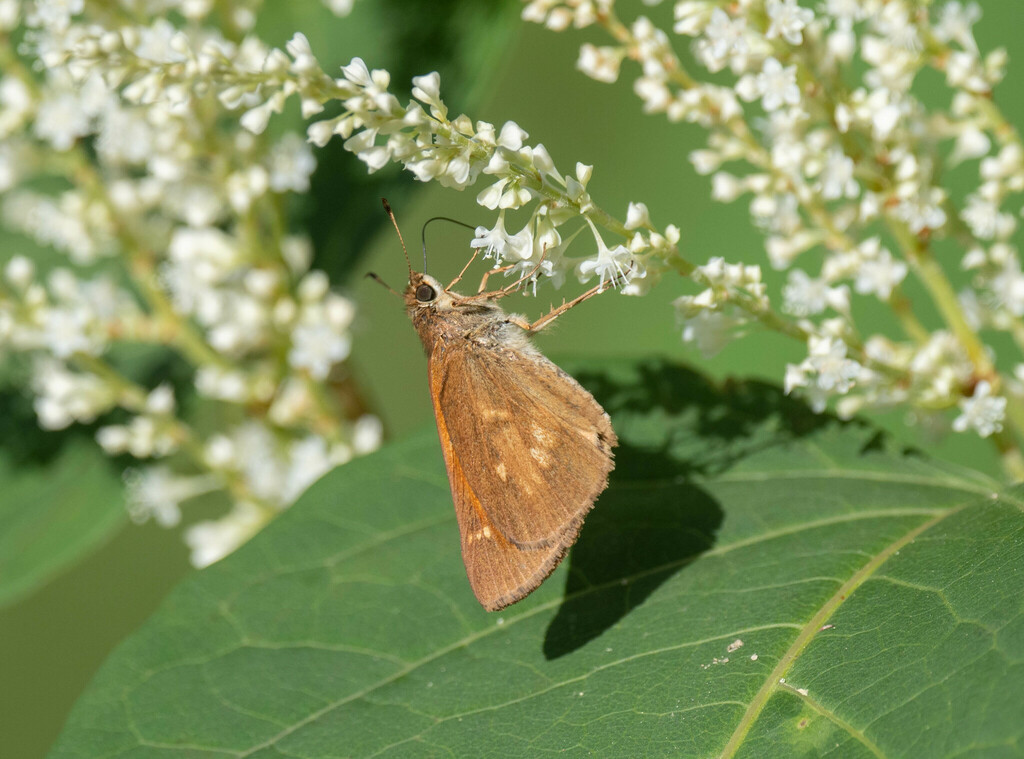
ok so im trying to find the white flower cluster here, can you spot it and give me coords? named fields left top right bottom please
left=785, top=334, right=865, bottom=413
left=0, top=1, right=380, bottom=564
left=303, top=57, right=680, bottom=297
left=43, top=7, right=680, bottom=299
left=674, top=257, right=767, bottom=357
left=525, top=0, right=1024, bottom=465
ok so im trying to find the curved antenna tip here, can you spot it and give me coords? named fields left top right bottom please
left=421, top=216, right=477, bottom=275
left=366, top=271, right=401, bottom=297
left=381, top=199, right=413, bottom=279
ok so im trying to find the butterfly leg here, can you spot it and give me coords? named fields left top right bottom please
left=504, top=315, right=532, bottom=330
left=526, top=257, right=638, bottom=331
left=464, top=248, right=550, bottom=302
left=495, top=249, right=549, bottom=295
left=446, top=250, right=479, bottom=291
left=525, top=281, right=612, bottom=333
left=476, top=264, right=516, bottom=293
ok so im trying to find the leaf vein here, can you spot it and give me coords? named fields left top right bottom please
left=777, top=683, right=888, bottom=759
left=716, top=495, right=980, bottom=758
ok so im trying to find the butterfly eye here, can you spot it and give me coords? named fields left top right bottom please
left=416, top=283, right=437, bottom=302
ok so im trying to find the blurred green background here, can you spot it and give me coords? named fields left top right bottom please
left=4, top=2, right=1024, bottom=756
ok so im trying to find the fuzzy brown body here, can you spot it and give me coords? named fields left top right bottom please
left=405, top=271, right=616, bottom=611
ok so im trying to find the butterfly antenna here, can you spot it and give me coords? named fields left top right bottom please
left=382, top=198, right=413, bottom=280
left=422, top=216, right=477, bottom=274
left=364, top=271, right=400, bottom=297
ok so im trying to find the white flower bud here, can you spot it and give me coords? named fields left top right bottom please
left=204, top=435, right=236, bottom=468
left=97, top=426, right=130, bottom=454
left=625, top=202, right=652, bottom=230
left=498, top=121, right=528, bottom=150
left=245, top=269, right=280, bottom=298
left=411, top=72, right=442, bottom=108
left=4, top=255, right=34, bottom=289
left=353, top=415, right=383, bottom=454
left=146, top=384, right=176, bottom=415
left=307, top=119, right=335, bottom=147
left=298, top=270, right=329, bottom=301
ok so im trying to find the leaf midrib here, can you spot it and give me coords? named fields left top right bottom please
left=715, top=496, right=978, bottom=759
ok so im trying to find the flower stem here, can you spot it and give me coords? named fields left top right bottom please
left=889, top=289, right=931, bottom=344
left=886, top=217, right=993, bottom=374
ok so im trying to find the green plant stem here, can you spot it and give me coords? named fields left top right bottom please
left=890, top=289, right=931, bottom=343
left=581, top=9, right=1024, bottom=481
left=0, top=39, right=230, bottom=372
left=886, top=217, right=992, bottom=373
left=590, top=11, right=936, bottom=357
left=71, top=353, right=149, bottom=409
left=885, top=216, right=1024, bottom=478
left=74, top=351, right=281, bottom=512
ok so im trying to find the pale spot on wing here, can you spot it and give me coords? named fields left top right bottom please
left=531, top=424, right=553, bottom=447
left=466, top=527, right=494, bottom=544
left=530, top=447, right=550, bottom=467
left=496, top=463, right=508, bottom=481
left=482, top=408, right=512, bottom=421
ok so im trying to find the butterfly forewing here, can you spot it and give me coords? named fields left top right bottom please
left=433, top=344, right=616, bottom=548
left=429, top=357, right=593, bottom=610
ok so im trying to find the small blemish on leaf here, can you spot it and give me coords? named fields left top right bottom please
left=700, top=656, right=730, bottom=670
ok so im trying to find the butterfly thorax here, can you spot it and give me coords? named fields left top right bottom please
left=405, top=272, right=535, bottom=359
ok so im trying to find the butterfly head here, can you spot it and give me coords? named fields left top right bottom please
left=404, top=271, right=456, bottom=312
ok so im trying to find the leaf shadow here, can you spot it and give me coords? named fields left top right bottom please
left=0, top=348, right=194, bottom=470
left=543, top=359, right=840, bottom=660
left=0, top=388, right=83, bottom=467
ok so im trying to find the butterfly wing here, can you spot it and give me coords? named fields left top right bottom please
left=427, top=341, right=615, bottom=609
left=435, top=343, right=616, bottom=548
left=431, top=385, right=576, bottom=610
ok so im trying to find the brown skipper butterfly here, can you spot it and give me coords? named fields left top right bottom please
left=372, top=200, right=617, bottom=611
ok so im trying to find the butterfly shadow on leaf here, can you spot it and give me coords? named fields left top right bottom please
left=541, top=444, right=723, bottom=660
left=543, top=359, right=837, bottom=660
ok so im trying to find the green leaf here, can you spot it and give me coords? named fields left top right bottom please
left=50, top=360, right=1024, bottom=758
left=0, top=347, right=168, bottom=610
left=0, top=428, right=126, bottom=610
